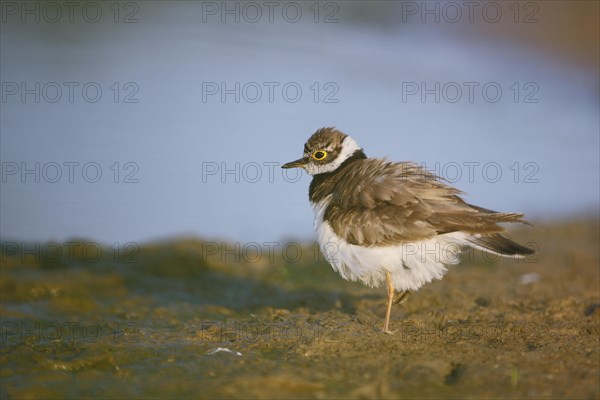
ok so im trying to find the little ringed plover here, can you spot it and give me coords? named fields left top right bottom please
left=282, top=127, right=534, bottom=333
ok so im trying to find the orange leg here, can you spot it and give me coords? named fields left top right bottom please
left=383, top=271, right=394, bottom=334
left=393, top=290, right=410, bottom=305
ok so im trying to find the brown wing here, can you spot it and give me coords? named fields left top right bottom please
left=324, top=159, right=527, bottom=247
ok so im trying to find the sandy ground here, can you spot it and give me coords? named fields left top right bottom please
left=1, top=220, right=599, bottom=399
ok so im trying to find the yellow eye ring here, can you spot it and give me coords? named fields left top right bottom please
left=312, top=150, right=328, bottom=161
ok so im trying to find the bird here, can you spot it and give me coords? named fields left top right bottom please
left=282, top=127, right=534, bottom=334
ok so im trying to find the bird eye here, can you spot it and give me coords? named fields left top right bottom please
left=312, top=151, right=327, bottom=161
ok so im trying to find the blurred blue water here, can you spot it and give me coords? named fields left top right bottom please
left=1, top=2, right=598, bottom=244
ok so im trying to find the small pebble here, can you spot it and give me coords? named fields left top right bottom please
left=519, top=273, right=540, bottom=285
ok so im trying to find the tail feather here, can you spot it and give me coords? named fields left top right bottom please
left=466, top=233, right=534, bottom=257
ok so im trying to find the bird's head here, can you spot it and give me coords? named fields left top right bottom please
left=282, top=127, right=365, bottom=175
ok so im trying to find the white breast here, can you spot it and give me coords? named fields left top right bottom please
left=311, top=197, right=469, bottom=291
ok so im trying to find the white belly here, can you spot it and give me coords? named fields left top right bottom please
left=312, top=197, right=467, bottom=291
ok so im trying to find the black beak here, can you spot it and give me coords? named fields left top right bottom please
left=281, top=158, right=307, bottom=169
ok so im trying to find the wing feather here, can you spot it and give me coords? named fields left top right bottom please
left=325, top=159, right=527, bottom=247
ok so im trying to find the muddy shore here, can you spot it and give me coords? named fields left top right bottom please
left=1, top=220, right=598, bottom=399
